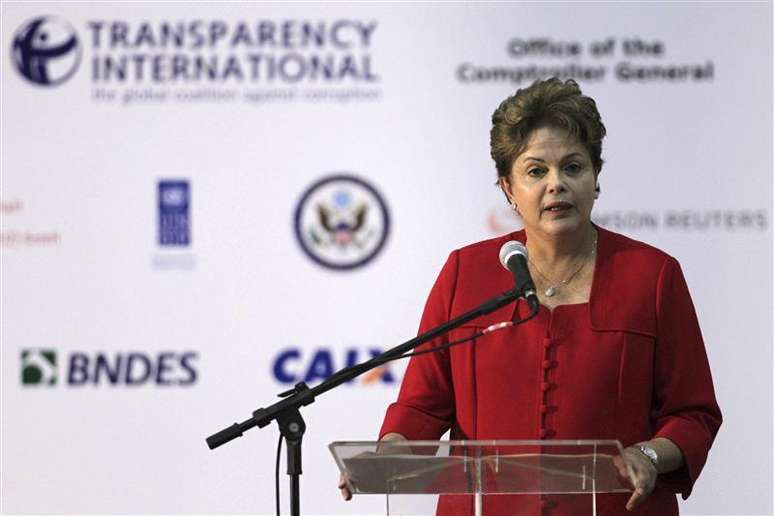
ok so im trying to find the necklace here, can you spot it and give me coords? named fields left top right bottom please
left=528, top=236, right=598, bottom=298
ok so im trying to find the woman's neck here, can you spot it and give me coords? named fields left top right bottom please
left=525, top=224, right=597, bottom=267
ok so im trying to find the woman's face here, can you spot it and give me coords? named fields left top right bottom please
left=500, top=126, right=597, bottom=240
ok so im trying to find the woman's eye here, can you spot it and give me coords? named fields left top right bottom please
left=565, top=163, right=582, bottom=173
left=564, top=163, right=583, bottom=174
left=527, top=168, right=545, bottom=177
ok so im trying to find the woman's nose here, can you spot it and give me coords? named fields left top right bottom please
left=546, top=169, right=567, bottom=193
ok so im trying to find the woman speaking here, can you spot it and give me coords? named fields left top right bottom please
left=340, top=78, right=722, bottom=515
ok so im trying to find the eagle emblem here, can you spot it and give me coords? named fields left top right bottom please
left=294, top=174, right=390, bottom=270
left=311, top=195, right=373, bottom=249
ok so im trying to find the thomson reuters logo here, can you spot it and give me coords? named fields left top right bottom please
left=20, top=348, right=198, bottom=387
left=11, top=16, right=81, bottom=86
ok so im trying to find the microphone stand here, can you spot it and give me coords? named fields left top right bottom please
left=206, top=287, right=525, bottom=516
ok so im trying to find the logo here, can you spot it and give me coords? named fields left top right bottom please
left=486, top=206, right=770, bottom=235
left=11, top=17, right=81, bottom=86
left=10, top=18, right=381, bottom=105
left=19, top=349, right=198, bottom=387
left=272, top=347, right=397, bottom=386
left=294, top=174, right=390, bottom=270
left=21, top=349, right=58, bottom=385
left=158, top=180, right=191, bottom=246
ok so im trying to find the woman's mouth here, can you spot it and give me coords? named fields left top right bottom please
left=543, top=201, right=573, bottom=212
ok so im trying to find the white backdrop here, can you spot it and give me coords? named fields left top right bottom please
left=1, top=2, right=772, bottom=515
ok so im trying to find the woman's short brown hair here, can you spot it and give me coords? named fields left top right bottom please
left=490, top=78, right=606, bottom=180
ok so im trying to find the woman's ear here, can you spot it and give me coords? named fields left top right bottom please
left=498, top=177, right=518, bottom=212
left=498, top=176, right=513, bottom=203
left=593, top=170, right=601, bottom=199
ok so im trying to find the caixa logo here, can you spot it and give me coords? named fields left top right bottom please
left=272, top=347, right=397, bottom=386
left=20, top=349, right=198, bottom=387
left=11, top=16, right=81, bottom=86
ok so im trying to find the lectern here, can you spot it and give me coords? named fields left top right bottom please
left=330, top=439, right=632, bottom=516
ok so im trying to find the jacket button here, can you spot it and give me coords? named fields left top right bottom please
left=540, top=428, right=555, bottom=438
left=543, top=338, right=553, bottom=349
left=542, top=359, right=555, bottom=370
left=540, top=382, right=553, bottom=392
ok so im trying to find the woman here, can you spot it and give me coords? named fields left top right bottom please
left=339, top=78, right=722, bottom=515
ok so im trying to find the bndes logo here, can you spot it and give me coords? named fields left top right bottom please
left=20, top=349, right=198, bottom=387
left=21, top=349, right=58, bottom=385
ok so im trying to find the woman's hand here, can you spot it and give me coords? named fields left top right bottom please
left=338, top=471, right=353, bottom=501
left=338, top=432, right=408, bottom=501
left=613, top=438, right=684, bottom=511
left=615, top=446, right=658, bottom=512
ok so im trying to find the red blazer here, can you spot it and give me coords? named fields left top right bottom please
left=380, top=227, right=722, bottom=515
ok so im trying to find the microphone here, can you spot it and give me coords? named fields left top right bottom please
left=499, top=241, right=540, bottom=313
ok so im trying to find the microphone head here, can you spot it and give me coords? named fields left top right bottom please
left=499, top=240, right=528, bottom=270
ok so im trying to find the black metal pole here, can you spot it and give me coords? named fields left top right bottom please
left=277, top=407, right=305, bottom=516
left=290, top=473, right=300, bottom=516
left=206, top=287, right=526, bottom=515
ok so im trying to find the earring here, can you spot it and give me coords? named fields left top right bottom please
left=511, top=202, right=518, bottom=211
left=594, top=184, right=601, bottom=199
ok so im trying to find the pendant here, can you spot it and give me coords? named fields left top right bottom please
left=545, top=287, right=556, bottom=297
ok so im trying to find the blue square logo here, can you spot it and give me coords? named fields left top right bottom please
left=158, top=180, right=190, bottom=246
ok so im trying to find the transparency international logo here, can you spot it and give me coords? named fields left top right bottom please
left=158, top=180, right=191, bottom=246
left=294, top=174, right=390, bottom=270
left=11, top=16, right=81, bottom=86
left=20, top=348, right=199, bottom=387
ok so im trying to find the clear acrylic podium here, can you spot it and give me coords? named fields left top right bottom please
left=330, top=440, right=632, bottom=516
